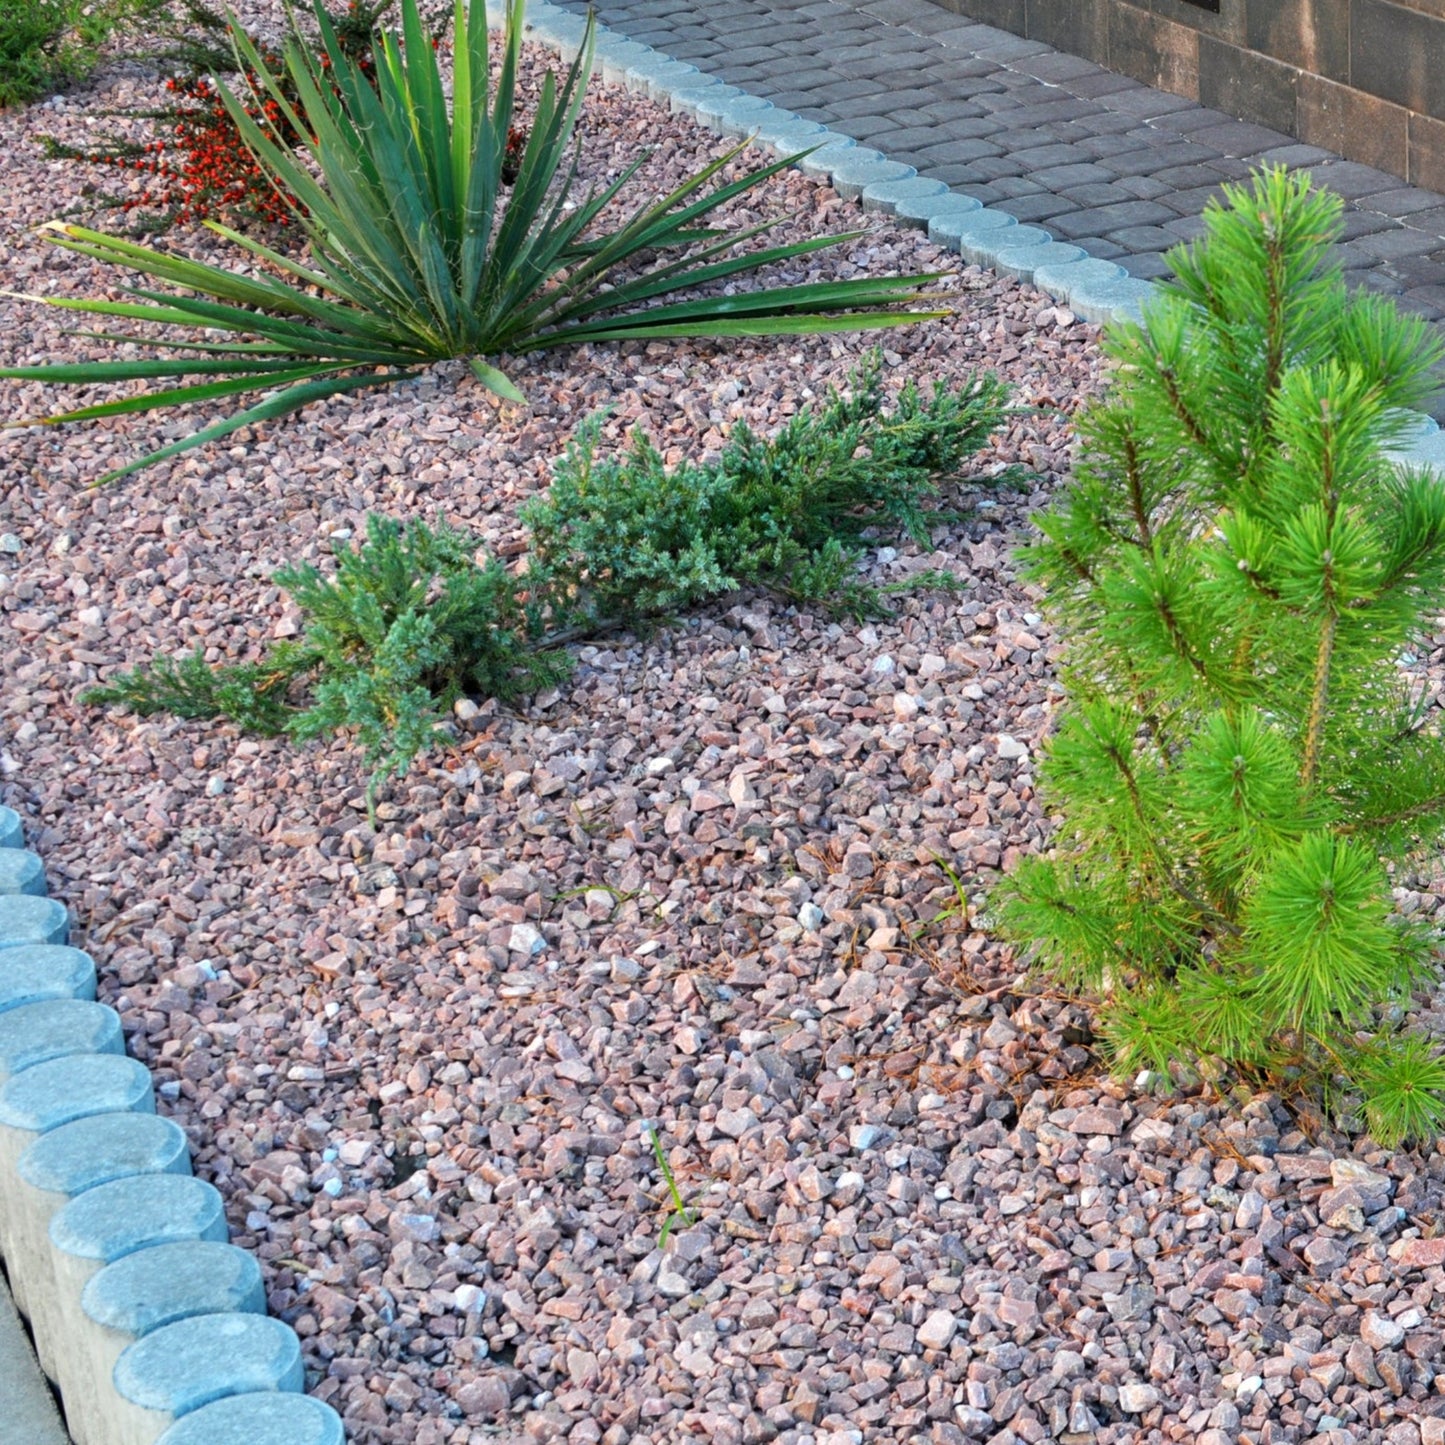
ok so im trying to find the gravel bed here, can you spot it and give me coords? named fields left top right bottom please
left=7, top=24, right=1445, bottom=1445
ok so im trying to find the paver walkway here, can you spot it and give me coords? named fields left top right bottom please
left=554, top=0, right=1445, bottom=323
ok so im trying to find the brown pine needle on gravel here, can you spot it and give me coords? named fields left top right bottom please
left=9, top=13, right=1445, bottom=1445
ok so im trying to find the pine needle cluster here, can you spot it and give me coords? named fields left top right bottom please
left=996, top=167, right=1445, bottom=1146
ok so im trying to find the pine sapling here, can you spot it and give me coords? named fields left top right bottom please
left=995, top=166, right=1445, bottom=1146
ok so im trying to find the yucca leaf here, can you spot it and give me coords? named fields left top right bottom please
left=93, top=369, right=415, bottom=485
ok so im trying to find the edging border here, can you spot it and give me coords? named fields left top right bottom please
left=497, top=0, right=1445, bottom=473
left=0, top=805, right=345, bottom=1445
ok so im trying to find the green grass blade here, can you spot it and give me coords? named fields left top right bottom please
left=15, top=366, right=339, bottom=424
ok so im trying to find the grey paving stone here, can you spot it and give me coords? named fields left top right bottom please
left=1122, top=253, right=1176, bottom=281
left=0, top=944, right=96, bottom=1014
left=1108, top=224, right=1183, bottom=252
left=0, top=895, right=68, bottom=950
left=1307, top=160, right=1405, bottom=200
left=1366, top=188, right=1445, bottom=218
left=0, top=998, right=123, bottom=1084
left=1250, top=143, right=1337, bottom=169
left=909, top=136, right=1003, bottom=165
left=1050, top=200, right=1178, bottom=239
left=1030, top=162, right=1116, bottom=191
left=1188, top=120, right=1292, bottom=158
left=0, top=807, right=20, bottom=850
left=1352, top=228, right=1445, bottom=263
left=115, top=1315, right=304, bottom=1414
left=1001, top=193, right=1080, bottom=224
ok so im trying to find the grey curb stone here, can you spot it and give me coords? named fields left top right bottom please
left=0, top=848, right=46, bottom=897
left=668, top=82, right=738, bottom=119
left=85, top=1242, right=265, bottom=1337
left=1031, top=256, right=1131, bottom=306
left=0, top=894, right=69, bottom=949
left=992, top=240, right=1088, bottom=281
left=861, top=175, right=948, bottom=218
left=0, top=944, right=97, bottom=1014
left=596, top=41, right=655, bottom=87
left=0, top=1053, right=153, bottom=1133
left=895, top=189, right=980, bottom=229
left=827, top=157, right=917, bottom=202
left=1067, top=275, right=1159, bottom=325
left=155, top=1392, right=346, bottom=1445
left=714, top=96, right=776, bottom=139
left=50, top=1173, right=230, bottom=1264
left=627, top=59, right=698, bottom=101
left=0, top=806, right=21, bottom=849
left=795, top=139, right=864, bottom=181
left=13, top=1112, right=191, bottom=1357
left=0, top=998, right=124, bottom=1085
left=66, top=1243, right=266, bottom=1445
left=957, top=221, right=1052, bottom=267
left=753, top=116, right=826, bottom=148
left=928, top=205, right=1016, bottom=250
left=1392, top=430, right=1445, bottom=473
left=695, top=89, right=763, bottom=130
left=114, top=1314, right=304, bottom=1431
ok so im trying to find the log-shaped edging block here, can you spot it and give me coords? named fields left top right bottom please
left=0, top=894, right=69, bottom=949
left=14, top=1113, right=190, bottom=1370
left=153, top=1392, right=346, bottom=1445
left=0, top=944, right=97, bottom=1013
left=63, top=1241, right=264, bottom=1445
left=0, top=848, right=46, bottom=897
left=111, top=1315, right=305, bottom=1445
left=0, top=1053, right=155, bottom=1268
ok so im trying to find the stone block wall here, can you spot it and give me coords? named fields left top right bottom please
left=927, top=0, right=1445, bottom=191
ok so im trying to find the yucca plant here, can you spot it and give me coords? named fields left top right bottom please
left=1, top=0, right=946, bottom=482
left=994, top=167, right=1445, bottom=1147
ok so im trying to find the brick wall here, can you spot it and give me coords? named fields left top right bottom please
left=927, top=0, right=1445, bottom=190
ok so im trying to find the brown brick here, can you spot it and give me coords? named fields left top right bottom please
left=1409, top=111, right=1445, bottom=193
left=1154, top=0, right=1247, bottom=47
left=1244, top=0, right=1350, bottom=81
left=1297, top=72, right=1409, bottom=177
left=1198, top=34, right=1301, bottom=133
left=1025, top=0, right=1108, bottom=63
left=1107, top=4, right=1201, bottom=99
left=1352, top=0, right=1445, bottom=116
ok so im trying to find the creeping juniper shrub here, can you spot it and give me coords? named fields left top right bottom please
left=0, top=0, right=149, bottom=107
left=994, top=167, right=1445, bottom=1147
left=88, top=357, right=1008, bottom=811
left=87, top=517, right=569, bottom=818
left=524, top=355, right=1011, bottom=625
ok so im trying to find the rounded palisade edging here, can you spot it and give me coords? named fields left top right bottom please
left=0, top=802, right=346, bottom=1445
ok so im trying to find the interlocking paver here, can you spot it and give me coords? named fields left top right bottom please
left=554, top=0, right=1445, bottom=379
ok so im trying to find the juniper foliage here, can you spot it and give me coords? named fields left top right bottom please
left=995, top=167, right=1445, bottom=1146
left=88, top=358, right=1007, bottom=812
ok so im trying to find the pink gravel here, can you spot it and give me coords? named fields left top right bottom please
left=6, top=21, right=1445, bottom=1445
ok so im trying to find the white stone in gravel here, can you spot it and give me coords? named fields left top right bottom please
left=656, top=1262, right=691, bottom=1299
left=1360, top=1311, right=1406, bottom=1350
left=337, top=1140, right=371, bottom=1167
left=996, top=734, right=1029, bottom=760
left=1331, top=1158, right=1392, bottom=1192
left=507, top=923, right=544, bottom=955
left=1119, top=1384, right=1159, bottom=1413
left=849, top=1124, right=885, bottom=1150
left=797, top=902, right=824, bottom=932
left=892, top=693, right=919, bottom=722
left=917, top=1309, right=958, bottom=1350
left=609, top=957, right=642, bottom=983
left=715, top=1107, right=754, bottom=1138
left=1235, top=1190, right=1266, bottom=1230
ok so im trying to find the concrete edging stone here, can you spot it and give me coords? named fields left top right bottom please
left=0, top=806, right=346, bottom=1445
